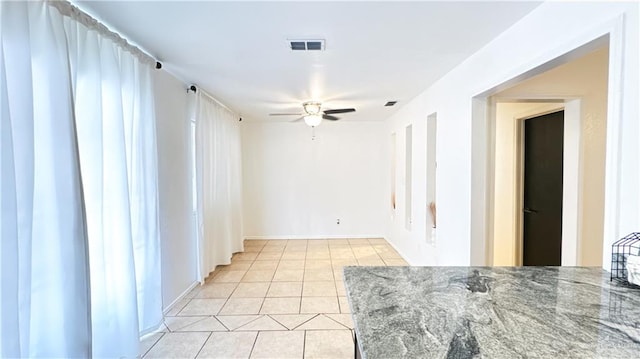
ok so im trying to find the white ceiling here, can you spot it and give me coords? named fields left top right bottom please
left=77, top=1, right=541, bottom=122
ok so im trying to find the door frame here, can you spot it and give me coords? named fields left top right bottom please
left=469, top=15, right=624, bottom=267
left=513, top=104, right=580, bottom=266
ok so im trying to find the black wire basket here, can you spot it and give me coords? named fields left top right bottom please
left=610, top=232, right=640, bottom=287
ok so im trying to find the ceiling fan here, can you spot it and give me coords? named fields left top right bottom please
left=269, top=101, right=356, bottom=127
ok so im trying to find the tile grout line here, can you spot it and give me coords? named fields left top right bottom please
left=212, top=315, right=231, bottom=331
left=233, top=315, right=265, bottom=331
left=262, top=265, right=275, bottom=306
left=172, top=296, right=194, bottom=318
left=255, top=295, right=267, bottom=317
left=230, top=239, right=397, bottom=356
left=329, top=244, right=340, bottom=297
left=300, top=246, right=308, bottom=313
left=290, top=313, right=320, bottom=330
left=256, top=243, right=275, bottom=315
left=193, top=331, right=213, bottom=358
left=161, top=317, right=174, bottom=333
left=328, top=241, right=337, bottom=283
left=247, top=330, right=260, bottom=359
left=141, top=332, right=164, bottom=358
left=215, top=279, right=241, bottom=317
left=172, top=315, right=211, bottom=332
left=265, top=314, right=290, bottom=331
left=302, top=329, right=307, bottom=359
left=323, top=313, right=352, bottom=330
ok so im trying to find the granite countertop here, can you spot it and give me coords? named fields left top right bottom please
left=343, top=266, right=640, bottom=359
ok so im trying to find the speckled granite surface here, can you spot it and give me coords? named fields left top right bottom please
left=343, top=266, right=640, bottom=359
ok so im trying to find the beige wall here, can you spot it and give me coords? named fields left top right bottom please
left=493, top=103, right=562, bottom=265
left=493, top=47, right=609, bottom=266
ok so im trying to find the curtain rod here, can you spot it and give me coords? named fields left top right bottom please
left=48, top=0, right=162, bottom=69
left=188, top=85, right=242, bottom=121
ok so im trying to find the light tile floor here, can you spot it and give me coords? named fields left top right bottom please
left=142, top=238, right=407, bottom=359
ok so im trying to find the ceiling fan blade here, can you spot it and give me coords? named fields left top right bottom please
left=322, top=114, right=339, bottom=121
left=291, top=116, right=305, bottom=122
left=323, top=108, right=355, bottom=115
left=269, top=113, right=303, bottom=116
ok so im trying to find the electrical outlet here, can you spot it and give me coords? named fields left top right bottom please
left=337, top=219, right=340, bottom=225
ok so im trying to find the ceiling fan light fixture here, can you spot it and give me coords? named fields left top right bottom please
left=304, top=114, right=322, bottom=127
left=303, top=102, right=322, bottom=115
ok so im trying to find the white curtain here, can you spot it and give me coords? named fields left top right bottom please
left=0, top=1, right=162, bottom=357
left=195, top=92, right=244, bottom=282
left=64, top=8, right=163, bottom=356
left=0, top=3, right=91, bottom=357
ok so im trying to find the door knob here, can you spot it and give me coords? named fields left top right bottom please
left=523, top=208, right=538, bottom=214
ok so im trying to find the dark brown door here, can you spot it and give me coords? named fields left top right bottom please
left=523, top=110, right=564, bottom=266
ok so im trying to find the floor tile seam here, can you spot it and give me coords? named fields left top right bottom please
left=299, top=328, right=354, bottom=333
left=141, top=332, right=164, bottom=358
left=302, top=329, right=307, bottom=358
left=322, top=314, right=352, bottom=331
left=265, top=314, right=289, bottom=331
left=193, top=331, right=213, bottom=359
left=302, top=282, right=338, bottom=297
left=328, top=245, right=337, bottom=284
left=247, top=330, right=260, bottom=359
left=255, top=292, right=268, bottom=317
left=173, top=296, right=195, bottom=317
left=289, top=313, right=320, bottom=330
left=168, top=315, right=212, bottom=332
left=234, top=314, right=274, bottom=331
left=215, top=286, right=238, bottom=316
left=242, top=280, right=273, bottom=297
left=263, top=273, right=276, bottom=301
left=225, top=280, right=246, bottom=302
left=211, top=315, right=232, bottom=331
left=165, top=328, right=227, bottom=333
left=265, top=313, right=308, bottom=331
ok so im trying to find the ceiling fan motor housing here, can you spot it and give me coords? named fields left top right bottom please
left=268, top=102, right=355, bottom=125
left=303, top=101, right=322, bottom=115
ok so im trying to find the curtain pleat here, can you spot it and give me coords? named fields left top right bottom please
left=0, top=6, right=23, bottom=357
left=1, top=2, right=92, bottom=357
left=195, top=93, right=244, bottom=282
left=0, top=1, right=162, bottom=357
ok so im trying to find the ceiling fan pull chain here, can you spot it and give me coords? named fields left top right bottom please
left=311, top=126, right=316, bottom=141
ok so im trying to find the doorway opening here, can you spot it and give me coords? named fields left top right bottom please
left=493, top=100, right=582, bottom=266
left=522, top=110, right=564, bottom=266
left=470, top=32, right=616, bottom=267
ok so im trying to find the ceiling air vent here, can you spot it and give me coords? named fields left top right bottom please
left=289, top=39, right=325, bottom=51
left=385, top=101, right=398, bottom=107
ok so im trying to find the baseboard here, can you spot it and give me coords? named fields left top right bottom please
left=162, top=281, right=199, bottom=315
left=244, top=234, right=385, bottom=240
left=381, top=235, right=414, bottom=266
left=138, top=281, right=200, bottom=339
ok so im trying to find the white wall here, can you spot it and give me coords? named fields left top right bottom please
left=242, top=121, right=386, bottom=239
left=385, top=118, right=437, bottom=264
left=495, top=48, right=609, bottom=266
left=383, top=1, right=638, bottom=267
left=154, top=70, right=197, bottom=310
